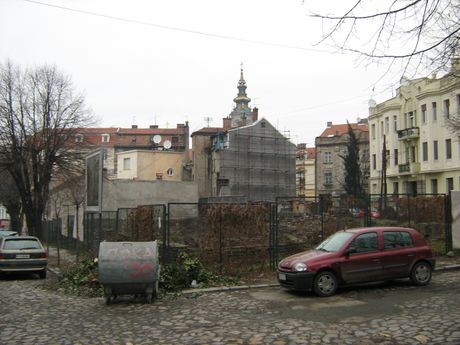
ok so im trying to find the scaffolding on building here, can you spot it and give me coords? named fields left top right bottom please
left=213, top=122, right=296, bottom=202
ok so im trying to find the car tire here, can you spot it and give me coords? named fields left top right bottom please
left=38, top=269, right=47, bottom=279
left=313, top=271, right=338, bottom=297
left=410, top=261, right=432, bottom=286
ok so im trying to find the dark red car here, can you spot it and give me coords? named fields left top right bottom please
left=278, top=227, right=435, bottom=297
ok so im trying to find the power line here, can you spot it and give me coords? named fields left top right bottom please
left=21, top=0, right=335, bottom=54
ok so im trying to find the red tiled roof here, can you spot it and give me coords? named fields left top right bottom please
left=75, top=127, right=187, bottom=135
left=318, top=123, right=368, bottom=138
left=68, top=126, right=188, bottom=149
left=191, top=127, right=226, bottom=136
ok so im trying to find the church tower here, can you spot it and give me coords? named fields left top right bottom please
left=229, top=64, right=253, bottom=128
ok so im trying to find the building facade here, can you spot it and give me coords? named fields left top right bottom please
left=192, top=67, right=296, bottom=202
left=69, top=123, right=190, bottom=180
left=368, top=61, right=460, bottom=195
left=315, top=121, right=369, bottom=196
left=296, top=144, right=316, bottom=197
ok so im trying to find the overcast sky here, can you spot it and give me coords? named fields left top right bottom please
left=1, top=0, right=409, bottom=146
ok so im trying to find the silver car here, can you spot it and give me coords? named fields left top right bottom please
left=0, top=236, right=48, bottom=279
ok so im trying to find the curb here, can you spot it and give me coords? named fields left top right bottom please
left=182, top=283, right=279, bottom=295
left=435, top=264, right=460, bottom=272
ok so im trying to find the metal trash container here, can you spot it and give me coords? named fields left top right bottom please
left=98, top=241, right=160, bottom=304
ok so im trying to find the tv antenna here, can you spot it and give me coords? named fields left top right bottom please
left=204, top=116, right=213, bottom=127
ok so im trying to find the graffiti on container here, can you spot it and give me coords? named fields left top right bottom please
left=102, top=243, right=157, bottom=278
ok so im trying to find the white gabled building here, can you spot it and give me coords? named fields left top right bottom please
left=368, top=59, right=460, bottom=195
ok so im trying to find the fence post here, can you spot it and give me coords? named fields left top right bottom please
left=407, top=193, right=411, bottom=227
left=219, top=205, right=223, bottom=274
left=445, top=193, right=453, bottom=253
left=320, top=196, right=324, bottom=241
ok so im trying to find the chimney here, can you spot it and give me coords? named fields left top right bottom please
left=252, top=107, right=259, bottom=122
left=327, top=121, right=332, bottom=127
left=149, top=125, right=159, bottom=129
left=132, top=125, right=138, bottom=129
left=223, top=117, right=231, bottom=130
left=177, top=123, right=185, bottom=128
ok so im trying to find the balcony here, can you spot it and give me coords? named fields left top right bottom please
left=399, top=163, right=410, bottom=173
left=398, top=162, right=420, bottom=174
left=397, top=127, right=420, bottom=140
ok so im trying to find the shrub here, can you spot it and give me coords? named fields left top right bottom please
left=159, top=252, right=239, bottom=292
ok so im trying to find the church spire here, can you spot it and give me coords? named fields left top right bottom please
left=233, top=62, right=251, bottom=107
left=229, top=63, right=253, bottom=128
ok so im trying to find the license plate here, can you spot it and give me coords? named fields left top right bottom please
left=278, top=273, right=286, bottom=281
left=16, top=254, right=30, bottom=259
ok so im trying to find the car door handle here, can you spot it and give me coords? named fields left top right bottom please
left=407, top=254, right=415, bottom=257
left=371, top=258, right=380, bottom=262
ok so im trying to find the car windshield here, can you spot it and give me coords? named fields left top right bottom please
left=3, top=239, right=42, bottom=250
left=315, top=232, right=354, bottom=252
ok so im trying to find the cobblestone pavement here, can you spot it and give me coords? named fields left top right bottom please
left=1, top=270, right=460, bottom=345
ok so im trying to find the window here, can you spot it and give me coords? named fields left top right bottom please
left=324, top=172, right=332, bottom=185
left=410, top=146, right=416, bottom=163
left=167, top=168, right=174, bottom=176
left=433, top=140, right=438, bottom=160
left=385, top=117, right=389, bottom=134
left=123, top=157, right=131, bottom=170
left=446, top=139, right=452, bottom=159
left=446, top=178, right=454, bottom=192
left=444, top=99, right=450, bottom=119
left=383, top=232, right=413, bottom=250
left=431, top=179, right=438, bottom=194
left=75, top=134, right=84, bottom=143
left=457, top=94, right=460, bottom=115
left=348, top=232, right=378, bottom=254
left=394, top=149, right=398, bottom=165
left=380, top=121, right=384, bottom=136
left=371, top=124, right=376, bottom=139
left=393, top=182, right=399, bottom=194
left=393, top=115, right=398, bottom=132
left=102, top=134, right=110, bottom=143
left=421, top=104, right=427, bottom=124
left=409, top=111, right=416, bottom=127
left=372, top=154, right=376, bottom=170
left=324, top=151, right=332, bottom=163
left=432, top=102, right=437, bottom=121
left=422, top=142, right=428, bottom=161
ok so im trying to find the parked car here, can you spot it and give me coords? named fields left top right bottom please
left=0, top=230, right=18, bottom=237
left=0, top=236, right=48, bottom=279
left=349, top=208, right=380, bottom=219
left=278, top=227, right=435, bottom=297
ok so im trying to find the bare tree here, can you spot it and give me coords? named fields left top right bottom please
left=0, top=61, right=94, bottom=237
left=310, top=0, right=460, bottom=76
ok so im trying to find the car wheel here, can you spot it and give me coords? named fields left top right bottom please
left=410, top=261, right=432, bottom=286
left=38, top=270, right=47, bottom=279
left=313, top=271, right=338, bottom=297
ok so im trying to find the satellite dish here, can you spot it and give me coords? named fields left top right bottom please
left=152, top=135, right=162, bottom=144
left=163, top=140, right=172, bottom=149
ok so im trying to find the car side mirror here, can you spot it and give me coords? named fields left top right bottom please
left=344, top=247, right=357, bottom=256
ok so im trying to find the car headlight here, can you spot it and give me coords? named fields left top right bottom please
left=293, top=262, right=308, bottom=272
